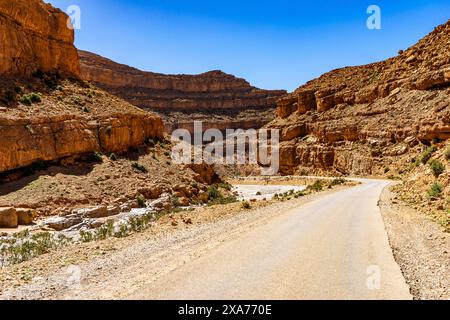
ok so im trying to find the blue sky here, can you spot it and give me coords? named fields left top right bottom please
left=46, top=0, right=450, bottom=91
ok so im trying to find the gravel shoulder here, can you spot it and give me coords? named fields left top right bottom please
left=379, top=185, right=449, bottom=300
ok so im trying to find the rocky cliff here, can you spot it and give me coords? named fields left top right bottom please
left=269, top=20, right=450, bottom=176
left=0, top=0, right=79, bottom=77
left=79, top=50, right=286, bottom=132
left=0, top=0, right=164, bottom=174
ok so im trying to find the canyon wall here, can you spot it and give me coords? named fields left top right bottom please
left=0, top=0, right=164, bottom=174
left=0, top=112, right=163, bottom=173
left=268, top=20, right=450, bottom=176
left=79, top=50, right=286, bottom=132
left=0, top=0, right=80, bottom=77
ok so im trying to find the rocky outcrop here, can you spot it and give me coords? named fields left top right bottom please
left=0, top=0, right=165, bottom=174
left=0, top=0, right=80, bottom=77
left=269, top=20, right=450, bottom=176
left=79, top=50, right=286, bottom=132
left=0, top=112, right=163, bottom=173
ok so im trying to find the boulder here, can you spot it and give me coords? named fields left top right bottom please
left=0, top=207, right=18, bottom=228
left=16, top=208, right=35, bottom=225
left=45, top=216, right=82, bottom=231
left=76, top=205, right=108, bottom=218
left=178, top=197, right=190, bottom=206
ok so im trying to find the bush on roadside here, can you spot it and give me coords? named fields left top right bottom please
left=241, top=201, right=252, bottom=210
left=309, top=180, right=323, bottom=192
left=207, top=185, right=221, bottom=200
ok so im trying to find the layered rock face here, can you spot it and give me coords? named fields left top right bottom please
left=269, top=20, right=450, bottom=175
left=79, top=50, right=286, bottom=132
left=0, top=0, right=164, bottom=174
left=0, top=0, right=79, bottom=76
left=0, top=111, right=163, bottom=173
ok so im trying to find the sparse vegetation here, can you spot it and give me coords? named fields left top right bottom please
left=19, top=95, right=32, bottom=106
left=136, top=193, right=146, bottom=208
left=171, top=195, right=180, bottom=207
left=309, top=180, right=323, bottom=192
left=132, top=162, right=148, bottom=173
left=88, top=152, right=103, bottom=163
left=0, top=231, right=70, bottom=266
left=109, top=153, right=118, bottom=161
left=427, top=182, right=443, bottom=199
left=429, top=159, right=445, bottom=178
left=219, top=182, right=232, bottom=191
left=329, top=178, right=346, bottom=187
left=445, top=147, right=450, bottom=161
left=416, top=146, right=437, bottom=165
left=241, top=201, right=252, bottom=209
left=207, top=185, right=220, bottom=200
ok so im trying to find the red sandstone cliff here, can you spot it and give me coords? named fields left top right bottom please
left=268, top=20, right=450, bottom=176
left=0, top=0, right=164, bottom=174
left=0, top=0, right=80, bottom=77
left=78, top=50, right=286, bottom=132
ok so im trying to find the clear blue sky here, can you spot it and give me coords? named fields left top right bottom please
left=46, top=0, right=449, bottom=91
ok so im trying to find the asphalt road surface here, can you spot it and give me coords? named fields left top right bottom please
left=129, top=179, right=411, bottom=300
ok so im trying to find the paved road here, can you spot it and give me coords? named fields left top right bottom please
left=129, top=179, right=411, bottom=300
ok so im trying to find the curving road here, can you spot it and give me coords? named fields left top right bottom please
left=128, top=179, right=412, bottom=300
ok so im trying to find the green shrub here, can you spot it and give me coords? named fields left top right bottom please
left=132, top=162, right=148, bottom=173
left=136, top=193, right=146, bottom=208
left=171, top=195, right=180, bottom=207
left=309, top=180, right=323, bottom=192
left=329, top=178, right=346, bottom=187
left=445, top=148, right=450, bottom=161
left=20, top=95, right=32, bottom=106
left=207, top=185, right=221, bottom=200
left=88, top=152, right=103, bottom=163
left=29, top=93, right=41, bottom=103
left=109, top=153, right=118, bottom=161
left=219, top=183, right=232, bottom=191
left=79, top=230, right=94, bottom=243
left=241, top=201, right=252, bottom=210
left=417, top=146, right=437, bottom=165
left=190, top=182, right=199, bottom=189
left=428, top=182, right=443, bottom=198
left=429, top=159, right=445, bottom=178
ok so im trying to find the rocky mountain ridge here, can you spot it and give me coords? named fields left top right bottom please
left=79, top=50, right=286, bottom=132
left=268, top=20, right=450, bottom=176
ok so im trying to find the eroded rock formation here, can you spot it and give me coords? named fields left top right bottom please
left=0, top=111, right=163, bottom=173
left=0, top=0, right=164, bottom=174
left=0, top=0, right=80, bottom=77
left=79, top=50, right=286, bottom=132
left=269, top=20, right=450, bottom=176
